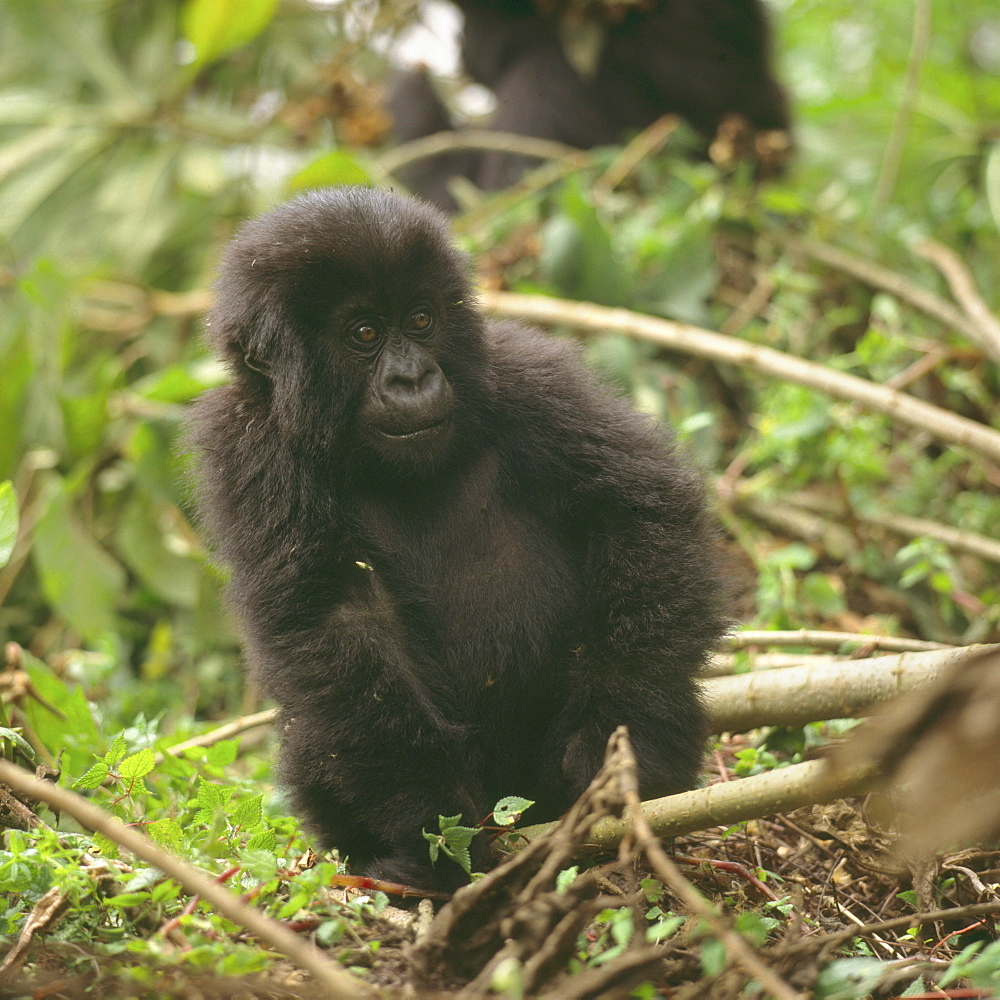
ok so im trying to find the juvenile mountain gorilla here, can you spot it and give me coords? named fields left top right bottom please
left=190, top=187, right=726, bottom=891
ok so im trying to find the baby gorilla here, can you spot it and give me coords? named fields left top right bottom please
left=190, top=187, right=726, bottom=891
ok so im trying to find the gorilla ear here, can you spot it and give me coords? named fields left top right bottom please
left=241, top=349, right=272, bottom=379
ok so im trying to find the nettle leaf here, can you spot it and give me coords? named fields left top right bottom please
left=105, top=736, right=128, bottom=766
left=119, top=749, right=156, bottom=782
left=196, top=779, right=233, bottom=810
left=246, top=827, right=277, bottom=852
left=0, top=481, right=18, bottom=569
left=428, top=815, right=478, bottom=875
left=206, top=740, right=238, bottom=768
left=231, top=794, right=263, bottom=830
left=147, top=818, right=184, bottom=853
left=493, top=796, right=535, bottom=827
left=240, top=848, right=278, bottom=882
left=556, top=866, right=579, bottom=892
left=73, top=760, right=110, bottom=790
left=93, top=832, right=120, bottom=860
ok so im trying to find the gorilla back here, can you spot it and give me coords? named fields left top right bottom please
left=190, top=186, right=727, bottom=891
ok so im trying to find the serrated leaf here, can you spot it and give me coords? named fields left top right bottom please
left=422, top=829, right=440, bottom=865
left=0, top=481, right=18, bottom=569
left=206, top=740, right=238, bottom=768
left=437, top=813, right=464, bottom=832
left=240, top=848, right=278, bottom=881
left=246, top=827, right=277, bottom=852
left=231, top=794, right=262, bottom=830
left=105, top=736, right=128, bottom=766
left=556, top=866, right=579, bottom=892
left=493, top=796, right=535, bottom=827
left=93, top=832, right=119, bottom=860
left=196, top=779, right=231, bottom=810
left=73, top=760, right=110, bottom=790
left=147, top=818, right=185, bottom=853
left=119, top=748, right=155, bottom=782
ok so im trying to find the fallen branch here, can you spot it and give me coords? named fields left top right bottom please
left=772, top=490, right=1000, bottom=565
left=703, top=644, right=996, bottom=732
left=512, top=757, right=878, bottom=853
left=0, top=761, right=370, bottom=1000
left=786, top=237, right=990, bottom=354
left=616, top=732, right=804, bottom=1000
left=154, top=708, right=277, bottom=764
left=915, top=239, right=1000, bottom=362
left=726, top=629, right=951, bottom=653
left=479, top=290, right=1000, bottom=463
left=377, top=129, right=581, bottom=176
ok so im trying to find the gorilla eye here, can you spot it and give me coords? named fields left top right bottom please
left=351, top=323, right=380, bottom=346
left=408, top=309, right=434, bottom=334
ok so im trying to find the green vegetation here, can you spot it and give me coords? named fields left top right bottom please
left=0, top=0, right=998, bottom=995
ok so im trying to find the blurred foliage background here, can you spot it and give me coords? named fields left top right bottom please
left=0, top=0, right=998, bottom=745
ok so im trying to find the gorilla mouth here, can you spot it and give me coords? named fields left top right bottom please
left=379, top=416, right=449, bottom=440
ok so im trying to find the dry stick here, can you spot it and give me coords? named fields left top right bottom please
left=727, top=630, right=950, bottom=653
left=479, top=291, right=1000, bottom=463
left=915, top=238, right=1000, bottom=362
left=872, top=0, right=932, bottom=214
left=781, top=492, right=1000, bottom=566
left=615, top=734, right=804, bottom=1000
left=704, top=645, right=996, bottom=733
left=787, top=236, right=989, bottom=352
left=376, top=129, right=581, bottom=176
left=593, top=114, right=679, bottom=197
left=0, top=761, right=371, bottom=1000
left=154, top=708, right=277, bottom=765
left=514, top=757, right=879, bottom=853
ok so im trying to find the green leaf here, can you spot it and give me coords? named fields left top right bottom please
left=73, top=761, right=110, bottom=790
left=231, top=794, right=263, bottom=830
left=181, top=0, right=280, bottom=68
left=493, top=796, right=534, bottom=827
left=206, top=740, right=238, bottom=768
left=93, top=832, right=120, bottom=860
left=246, top=827, right=277, bottom=852
left=0, top=727, right=34, bottom=760
left=119, top=749, right=156, bottom=782
left=32, top=476, right=126, bottom=644
left=555, top=866, right=579, bottom=892
left=0, top=481, right=18, bottom=569
left=288, top=151, right=372, bottom=192
left=148, top=817, right=185, bottom=853
left=105, top=736, right=128, bottom=766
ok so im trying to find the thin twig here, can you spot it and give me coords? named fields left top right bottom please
left=914, top=239, right=1000, bottom=361
left=377, top=129, right=581, bottom=176
left=872, top=0, right=932, bottom=214
left=786, top=236, right=988, bottom=351
left=728, top=630, right=950, bottom=652
left=593, top=114, right=679, bottom=197
left=615, top=731, right=805, bottom=1000
left=479, top=290, right=1000, bottom=463
left=153, top=708, right=277, bottom=765
left=0, top=761, right=371, bottom=999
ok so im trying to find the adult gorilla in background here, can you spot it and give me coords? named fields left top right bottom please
left=190, top=187, right=727, bottom=891
left=390, top=0, right=791, bottom=211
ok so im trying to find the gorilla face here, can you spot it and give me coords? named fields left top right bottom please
left=349, top=299, right=456, bottom=464
left=205, top=186, right=490, bottom=473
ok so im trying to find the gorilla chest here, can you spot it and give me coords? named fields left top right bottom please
left=358, top=477, right=580, bottom=684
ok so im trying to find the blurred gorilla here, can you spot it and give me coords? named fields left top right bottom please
left=389, top=0, right=791, bottom=211
left=190, top=186, right=727, bottom=891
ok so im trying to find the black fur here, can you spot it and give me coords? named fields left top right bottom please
left=189, top=187, right=727, bottom=891
left=390, top=0, right=791, bottom=210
